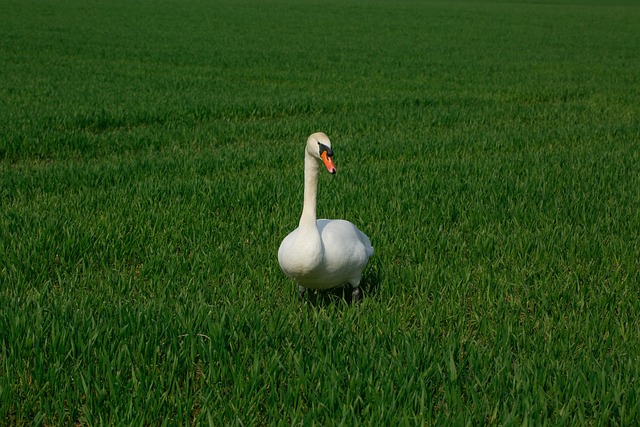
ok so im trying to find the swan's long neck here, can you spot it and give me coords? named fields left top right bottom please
left=299, top=152, right=319, bottom=230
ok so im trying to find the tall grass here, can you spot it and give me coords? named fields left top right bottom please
left=1, top=0, right=639, bottom=424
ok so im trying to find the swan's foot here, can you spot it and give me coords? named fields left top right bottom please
left=298, top=286, right=318, bottom=304
left=352, top=287, right=362, bottom=304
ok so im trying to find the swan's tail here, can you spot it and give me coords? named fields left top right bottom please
left=358, top=229, right=374, bottom=258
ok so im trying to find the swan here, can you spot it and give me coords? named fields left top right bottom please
left=278, top=132, right=374, bottom=303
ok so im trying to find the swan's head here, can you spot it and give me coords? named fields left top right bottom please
left=307, top=132, right=336, bottom=174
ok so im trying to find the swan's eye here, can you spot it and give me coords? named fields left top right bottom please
left=318, top=142, right=333, bottom=158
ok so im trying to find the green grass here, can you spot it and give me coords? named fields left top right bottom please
left=1, top=0, right=640, bottom=424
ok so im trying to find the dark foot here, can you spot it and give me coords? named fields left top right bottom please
left=298, top=287, right=318, bottom=305
left=352, top=287, right=362, bottom=304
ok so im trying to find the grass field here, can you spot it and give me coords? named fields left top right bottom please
left=1, top=0, right=640, bottom=424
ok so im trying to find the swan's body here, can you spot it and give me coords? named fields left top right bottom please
left=278, top=132, right=374, bottom=302
left=279, top=219, right=374, bottom=290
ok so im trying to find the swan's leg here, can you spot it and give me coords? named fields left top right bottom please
left=352, top=286, right=362, bottom=304
left=297, top=285, right=306, bottom=303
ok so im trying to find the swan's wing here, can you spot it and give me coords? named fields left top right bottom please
left=318, top=219, right=374, bottom=259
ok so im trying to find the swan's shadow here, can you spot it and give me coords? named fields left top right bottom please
left=306, top=259, right=383, bottom=306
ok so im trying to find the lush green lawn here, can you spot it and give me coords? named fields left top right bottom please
left=1, top=0, right=639, bottom=424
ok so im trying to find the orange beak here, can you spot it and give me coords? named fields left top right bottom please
left=321, top=151, right=336, bottom=174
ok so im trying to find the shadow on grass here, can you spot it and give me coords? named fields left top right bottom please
left=303, top=258, right=383, bottom=307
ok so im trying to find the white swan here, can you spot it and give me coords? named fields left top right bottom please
left=278, top=132, right=374, bottom=302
